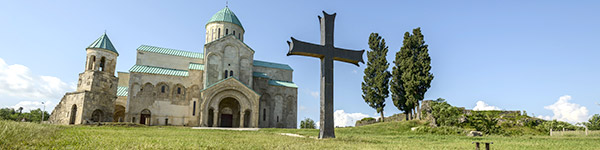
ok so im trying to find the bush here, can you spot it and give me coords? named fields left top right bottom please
left=428, top=99, right=462, bottom=126
left=582, top=114, right=600, bottom=130
left=467, top=112, right=503, bottom=134
left=300, top=118, right=316, bottom=129
left=414, top=126, right=468, bottom=135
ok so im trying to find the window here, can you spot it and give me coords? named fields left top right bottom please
left=238, top=33, right=240, bottom=39
left=226, top=29, right=228, bottom=35
left=192, top=101, right=196, bottom=116
left=277, top=116, right=279, bottom=122
left=224, top=70, right=228, bottom=78
left=233, top=31, right=235, bottom=36
left=165, top=118, right=168, bottom=125
left=230, top=71, right=233, bottom=77
left=177, top=87, right=181, bottom=94
left=99, top=57, right=106, bottom=71
left=161, top=86, right=166, bottom=93
left=263, top=109, right=266, bottom=121
left=88, top=55, right=96, bottom=70
left=218, top=28, right=221, bottom=38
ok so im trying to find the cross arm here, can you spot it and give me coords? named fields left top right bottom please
left=287, top=37, right=325, bottom=59
left=333, top=47, right=364, bottom=66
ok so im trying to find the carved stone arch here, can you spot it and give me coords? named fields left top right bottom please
left=207, top=89, right=253, bottom=112
left=259, top=93, right=271, bottom=127
left=172, top=84, right=186, bottom=100
left=139, top=82, right=155, bottom=97
left=273, top=94, right=284, bottom=125
left=156, top=82, right=170, bottom=98
left=206, top=52, right=223, bottom=85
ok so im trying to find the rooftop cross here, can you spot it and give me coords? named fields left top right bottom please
left=286, top=11, right=364, bottom=139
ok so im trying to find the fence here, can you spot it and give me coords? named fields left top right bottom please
left=550, top=128, right=600, bottom=136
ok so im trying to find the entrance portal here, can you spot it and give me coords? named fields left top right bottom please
left=69, top=105, right=77, bottom=124
left=140, top=109, right=151, bottom=125
left=218, top=97, right=240, bottom=127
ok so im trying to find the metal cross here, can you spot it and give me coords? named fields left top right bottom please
left=287, top=11, right=364, bottom=139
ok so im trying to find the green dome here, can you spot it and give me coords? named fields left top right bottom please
left=87, top=33, right=118, bottom=55
left=206, top=7, right=243, bottom=29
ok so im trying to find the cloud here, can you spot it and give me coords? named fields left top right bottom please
left=0, top=58, right=74, bottom=111
left=334, top=110, right=370, bottom=127
left=310, top=91, right=319, bottom=99
left=298, top=105, right=307, bottom=112
left=542, top=95, right=589, bottom=124
left=11, top=100, right=53, bottom=112
left=473, top=101, right=501, bottom=111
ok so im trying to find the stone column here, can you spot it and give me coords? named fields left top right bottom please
left=213, top=110, right=219, bottom=127
left=240, top=111, right=245, bottom=128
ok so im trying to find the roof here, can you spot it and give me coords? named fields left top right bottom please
left=137, top=45, right=203, bottom=59
left=117, top=86, right=128, bottom=97
left=253, top=60, right=293, bottom=70
left=207, top=7, right=243, bottom=29
left=189, top=63, right=205, bottom=70
left=129, top=65, right=189, bottom=76
left=88, top=33, right=118, bottom=55
left=252, top=72, right=269, bottom=78
left=268, top=80, right=298, bottom=88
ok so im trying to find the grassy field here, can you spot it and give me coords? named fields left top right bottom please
left=1, top=120, right=599, bottom=149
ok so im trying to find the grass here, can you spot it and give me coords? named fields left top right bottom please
left=1, top=120, right=599, bottom=149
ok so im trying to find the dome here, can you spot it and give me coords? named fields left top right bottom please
left=206, top=7, right=243, bottom=29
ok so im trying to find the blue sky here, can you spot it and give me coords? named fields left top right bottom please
left=1, top=0, right=598, bottom=126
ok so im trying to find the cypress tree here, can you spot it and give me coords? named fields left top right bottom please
left=362, top=33, right=391, bottom=122
left=391, top=28, right=434, bottom=120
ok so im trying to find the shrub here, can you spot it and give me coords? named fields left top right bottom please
left=428, top=99, right=462, bottom=126
left=300, top=118, right=316, bottom=129
left=467, top=112, right=503, bottom=134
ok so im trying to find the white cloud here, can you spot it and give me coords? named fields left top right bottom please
left=542, top=95, right=589, bottom=124
left=310, top=91, right=319, bottom=99
left=537, top=115, right=552, bottom=120
left=473, top=101, right=501, bottom=111
left=0, top=58, right=74, bottom=111
left=11, top=100, right=53, bottom=112
left=298, top=105, right=307, bottom=112
left=334, top=110, right=370, bottom=127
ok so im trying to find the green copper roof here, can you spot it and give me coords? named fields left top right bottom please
left=252, top=72, right=269, bottom=78
left=206, top=7, right=243, bottom=29
left=253, top=60, right=293, bottom=70
left=129, top=65, right=189, bottom=76
left=189, top=63, right=205, bottom=70
left=137, top=45, right=203, bottom=59
left=117, top=86, right=128, bottom=97
left=268, top=80, right=298, bottom=88
left=88, top=33, right=118, bottom=55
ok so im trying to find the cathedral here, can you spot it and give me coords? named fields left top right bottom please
left=49, top=7, right=298, bottom=128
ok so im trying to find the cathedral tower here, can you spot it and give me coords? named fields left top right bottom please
left=205, top=7, right=245, bottom=44
left=49, top=33, right=119, bottom=125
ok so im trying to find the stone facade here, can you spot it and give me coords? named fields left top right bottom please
left=50, top=7, right=298, bottom=128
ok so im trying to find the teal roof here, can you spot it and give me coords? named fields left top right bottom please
left=268, top=80, right=298, bottom=88
left=252, top=72, right=269, bottom=78
left=129, top=65, right=189, bottom=76
left=88, top=33, right=118, bottom=55
left=189, top=63, right=205, bottom=70
left=137, top=45, right=203, bottom=59
left=253, top=60, right=293, bottom=71
left=117, top=86, right=128, bottom=97
left=206, top=7, right=243, bottom=29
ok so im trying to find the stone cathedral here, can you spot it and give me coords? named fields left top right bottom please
left=49, top=7, right=298, bottom=128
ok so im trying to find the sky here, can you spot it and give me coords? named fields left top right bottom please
left=1, top=0, right=599, bottom=127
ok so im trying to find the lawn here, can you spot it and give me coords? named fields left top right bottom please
left=1, top=120, right=599, bottom=149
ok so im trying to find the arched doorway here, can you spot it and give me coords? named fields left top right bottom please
left=69, top=105, right=77, bottom=124
left=140, top=109, right=151, bottom=125
left=91, top=109, right=103, bottom=122
left=218, top=97, right=240, bottom=127
left=113, top=105, right=125, bottom=122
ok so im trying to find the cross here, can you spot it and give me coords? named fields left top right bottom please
left=286, top=11, right=364, bottom=139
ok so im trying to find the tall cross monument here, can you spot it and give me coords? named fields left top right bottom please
left=287, top=11, right=364, bottom=139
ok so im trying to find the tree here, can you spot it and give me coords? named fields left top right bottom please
left=362, top=33, right=391, bottom=122
left=391, top=27, right=434, bottom=120
left=300, top=118, right=316, bottom=129
left=583, top=114, right=600, bottom=130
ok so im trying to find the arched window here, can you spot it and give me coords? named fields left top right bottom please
left=224, top=70, right=228, bottom=78
left=238, top=33, right=241, bottom=39
left=233, top=31, right=235, bottom=36
left=177, top=87, right=181, bottom=94
left=230, top=70, right=233, bottom=77
left=88, top=55, right=96, bottom=70
left=99, top=57, right=106, bottom=71
left=161, top=85, right=166, bottom=93
left=218, top=28, right=221, bottom=38
left=262, top=108, right=266, bottom=121
left=226, top=29, right=228, bottom=35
